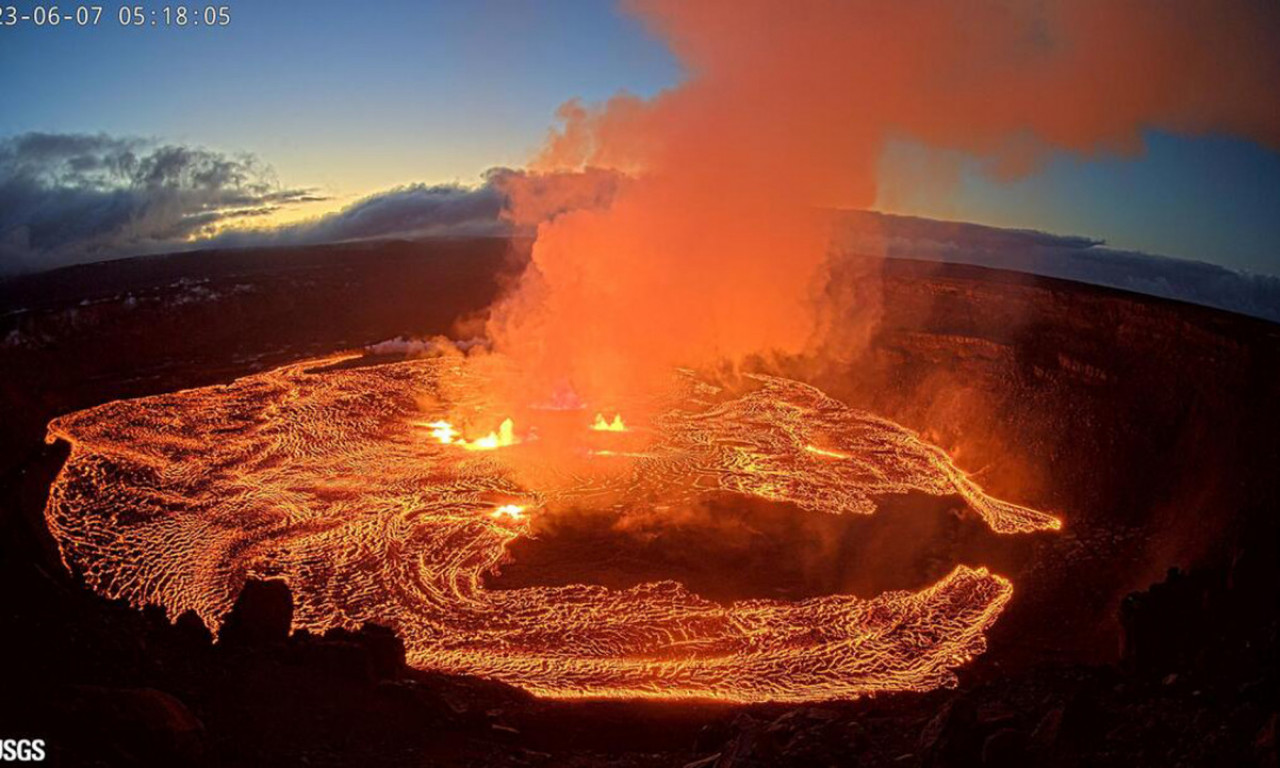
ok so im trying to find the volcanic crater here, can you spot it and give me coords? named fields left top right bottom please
left=3, top=240, right=1276, bottom=765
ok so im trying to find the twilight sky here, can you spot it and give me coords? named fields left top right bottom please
left=2, top=0, right=1278, bottom=275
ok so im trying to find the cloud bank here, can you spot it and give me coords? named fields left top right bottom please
left=1, top=132, right=1274, bottom=324
left=0, top=133, right=319, bottom=272
left=206, top=166, right=623, bottom=250
left=0, top=135, right=625, bottom=273
left=206, top=178, right=508, bottom=249
left=838, top=212, right=1280, bottom=324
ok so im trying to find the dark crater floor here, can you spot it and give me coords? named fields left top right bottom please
left=488, top=492, right=1040, bottom=603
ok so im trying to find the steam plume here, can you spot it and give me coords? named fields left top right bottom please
left=488, top=0, right=1280, bottom=403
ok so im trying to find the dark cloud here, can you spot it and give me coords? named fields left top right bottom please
left=206, top=166, right=623, bottom=249
left=209, top=175, right=510, bottom=249
left=0, top=132, right=317, bottom=272
left=0, top=135, right=623, bottom=272
left=1, top=132, right=1272, bottom=323
left=838, top=211, right=1280, bottom=323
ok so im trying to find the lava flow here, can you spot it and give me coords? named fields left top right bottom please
left=43, top=354, right=1059, bottom=703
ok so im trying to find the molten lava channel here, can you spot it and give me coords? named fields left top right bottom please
left=44, top=354, right=1059, bottom=703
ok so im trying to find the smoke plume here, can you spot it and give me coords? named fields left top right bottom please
left=487, top=0, right=1280, bottom=404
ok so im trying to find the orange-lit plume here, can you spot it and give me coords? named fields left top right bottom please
left=489, top=0, right=1280, bottom=404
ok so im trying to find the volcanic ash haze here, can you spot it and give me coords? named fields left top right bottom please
left=487, top=0, right=1280, bottom=406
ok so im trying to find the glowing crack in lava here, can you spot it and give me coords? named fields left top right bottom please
left=44, top=354, right=1059, bottom=703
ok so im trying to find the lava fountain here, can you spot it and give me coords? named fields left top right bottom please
left=44, top=352, right=1058, bottom=703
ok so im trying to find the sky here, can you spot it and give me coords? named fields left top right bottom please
left=2, top=0, right=1278, bottom=275
left=1, top=0, right=681, bottom=202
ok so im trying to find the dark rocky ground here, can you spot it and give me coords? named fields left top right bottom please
left=1, top=238, right=1276, bottom=766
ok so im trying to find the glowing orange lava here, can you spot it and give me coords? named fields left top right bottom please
left=803, top=444, right=851, bottom=460
left=418, top=416, right=518, bottom=451
left=591, top=413, right=626, bottom=431
left=43, top=354, right=1058, bottom=703
left=491, top=504, right=528, bottom=521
